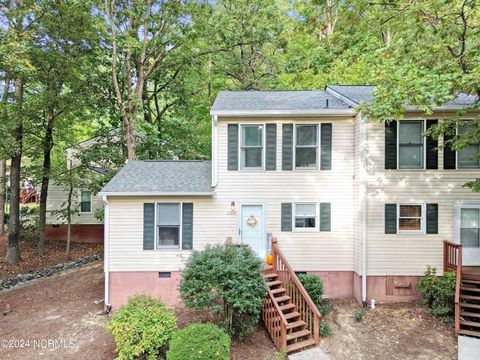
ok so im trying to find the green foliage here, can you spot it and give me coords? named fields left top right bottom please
left=319, top=320, right=332, bottom=337
left=263, top=349, right=287, bottom=360
left=107, top=295, right=176, bottom=360
left=179, top=245, right=267, bottom=340
left=353, top=310, right=366, bottom=322
left=19, top=205, right=39, bottom=242
left=416, top=266, right=456, bottom=322
left=318, top=303, right=332, bottom=317
left=167, top=323, right=230, bottom=360
left=298, top=273, right=324, bottom=310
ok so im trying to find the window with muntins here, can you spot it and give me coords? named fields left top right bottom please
left=80, top=190, right=92, bottom=213
left=294, top=203, right=317, bottom=230
left=398, top=204, right=423, bottom=232
left=157, top=203, right=181, bottom=248
left=458, top=123, right=480, bottom=169
left=241, top=124, right=263, bottom=169
left=398, top=121, right=424, bottom=169
left=295, top=124, right=318, bottom=169
left=460, top=208, right=480, bottom=247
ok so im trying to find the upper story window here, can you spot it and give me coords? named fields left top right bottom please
left=458, top=123, right=480, bottom=169
left=80, top=190, right=92, bottom=213
left=294, top=203, right=318, bottom=230
left=295, top=124, right=318, bottom=169
left=157, top=203, right=181, bottom=249
left=398, top=120, right=424, bottom=169
left=240, top=124, right=264, bottom=169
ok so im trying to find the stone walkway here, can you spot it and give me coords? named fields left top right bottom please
left=458, top=336, right=480, bottom=360
left=288, top=347, right=330, bottom=360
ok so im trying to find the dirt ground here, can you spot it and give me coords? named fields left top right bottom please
left=0, top=234, right=103, bottom=280
left=321, top=299, right=457, bottom=360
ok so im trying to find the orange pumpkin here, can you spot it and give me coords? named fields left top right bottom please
left=266, top=253, right=273, bottom=265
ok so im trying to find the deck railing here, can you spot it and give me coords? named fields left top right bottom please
left=261, top=290, right=288, bottom=350
left=271, top=238, right=321, bottom=344
left=443, top=240, right=462, bottom=334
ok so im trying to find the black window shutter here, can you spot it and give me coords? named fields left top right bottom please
left=182, top=203, right=193, bottom=249
left=282, top=124, right=293, bottom=170
left=426, top=204, right=438, bottom=234
left=228, top=124, right=239, bottom=171
left=426, top=120, right=438, bottom=169
left=281, top=203, right=292, bottom=231
left=321, top=123, right=332, bottom=170
left=320, top=203, right=331, bottom=232
left=385, top=121, right=397, bottom=169
left=443, top=133, right=456, bottom=169
left=143, top=203, right=155, bottom=250
left=385, top=204, right=397, bottom=234
left=266, top=124, right=277, bottom=170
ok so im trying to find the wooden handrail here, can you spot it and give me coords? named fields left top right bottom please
left=262, top=289, right=289, bottom=350
left=443, top=240, right=462, bottom=334
left=271, top=238, right=321, bottom=343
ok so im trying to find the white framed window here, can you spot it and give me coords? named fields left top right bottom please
left=398, top=120, right=425, bottom=169
left=240, top=124, right=264, bottom=170
left=397, top=203, right=425, bottom=234
left=155, top=202, right=182, bottom=249
left=458, top=205, right=480, bottom=248
left=457, top=122, right=480, bottom=169
left=294, top=203, right=318, bottom=231
left=80, top=190, right=92, bottom=213
left=295, top=124, right=319, bottom=170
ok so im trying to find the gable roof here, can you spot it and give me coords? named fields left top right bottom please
left=99, top=160, right=213, bottom=196
left=210, top=90, right=354, bottom=116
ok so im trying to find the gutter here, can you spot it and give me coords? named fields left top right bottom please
left=97, top=191, right=215, bottom=197
left=210, top=109, right=356, bottom=117
left=359, top=114, right=369, bottom=307
left=212, top=115, right=218, bottom=187
left=102, top=195, right=112, bottom=313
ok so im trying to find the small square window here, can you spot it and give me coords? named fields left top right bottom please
left=294, top=203, right=317, bottom=230
left=157, top=203, right=181, bottom=248
left=398, top=204, right=424, bottom=232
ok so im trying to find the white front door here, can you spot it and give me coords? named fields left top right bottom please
left=240, top=204, right=265, bottom=259
left=456, top=205, right=480, bottom=266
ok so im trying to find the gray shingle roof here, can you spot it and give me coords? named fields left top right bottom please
left=211, top=90, right=352, bottom=114
left=100, top=160, right=213, bottom=195
left=327, top=85, right=478, bottom=107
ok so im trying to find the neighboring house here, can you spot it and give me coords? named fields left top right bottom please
left=100, top=86, right=480, bottom=312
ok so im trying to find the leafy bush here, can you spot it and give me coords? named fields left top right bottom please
left=20, top=205, right=39, bottom=241
left=318, top=303, right=332, bottom=316
left=416, top=266, right=456, bottom=322
left=180, top=245, right=267, bottom=340
left=167, top=323, right=230, bottom=360
left=319, top=320, right=332, bottom=337
left=298, top=273, right=324, bottom=308
left=107, top=295, right=176, bottom=360
left=353, top=310, right=365, bottom=322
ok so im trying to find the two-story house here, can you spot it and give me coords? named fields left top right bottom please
left=99, top=86, right=480, bottom=314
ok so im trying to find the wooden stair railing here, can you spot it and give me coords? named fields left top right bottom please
left=443, top=240, right=462, bottom=335
left=261, top=238, right=321, bottom=353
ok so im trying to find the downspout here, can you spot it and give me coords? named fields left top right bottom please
left=359, top=115, right=369, bottom=307
left=211, top=115, right=218, bottom=188
left=102, top=195, right=112, bottom=313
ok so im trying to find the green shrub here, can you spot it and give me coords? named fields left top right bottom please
left=298, top=274, right=324, bottom=308
left=107, top=295, right=176, bottom=360
left=180, top=245, right=267, bottom=340
left=353, top=310, right=366, bottom=322
left=416, top=266, right=456, bottom=322
left=20, top=205, right=39, bottom=241
left=319, top=320, right=332, bottom=337
left=318, top=303, right=332, bottom=316
left=167, top=323, right=230, bottom=360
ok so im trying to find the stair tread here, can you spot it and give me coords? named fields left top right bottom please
left=286, top=338, right=317, bottom=353
left=460, top=320, right=480, bottom=328
left=463, top=279, right=480, bottom=285
left=461, top=302, right=480, bottom=309
left=264, top=273, right=278, bottom=279
left=458, top=329, right=480, bottom=337
left=286, top=329, right=311, bottom=341
left=275, top=295, right=291, bottom=303
left=286, top=320, right=306, bottom=329
left=284, top=311, right=301, bottom=320
left=270, top=287, right=287, bottom=295
left=267, top=280, right=282, bottom=287
left=279, top=303, right=296, bottom=311
left=460, top=294, right=480, bottom=301
left=462, top=286, right=480, bottom=292
left=461, top=311, right=480, bottom=318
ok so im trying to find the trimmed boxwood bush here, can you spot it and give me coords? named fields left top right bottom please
left=167, top=323, right=230, bottom=360
left=107, top=295, right=176, bottom=360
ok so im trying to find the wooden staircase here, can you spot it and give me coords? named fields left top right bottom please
left=444, top=240, right=480, bottom=337
left=261, top=238, right=321, bottom=354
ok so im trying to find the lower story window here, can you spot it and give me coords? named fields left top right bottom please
left=157, top=203, right=181, bottom=248
left=460, top=207, right=480, bottom=247
left=80, top=190, right=92, bottom=213
left=294, top=203, right=317, bottom=230
left=398, top=204, right=424, bottom=232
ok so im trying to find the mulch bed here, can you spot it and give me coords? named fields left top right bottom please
left=0, top=234, right=103, bottom=280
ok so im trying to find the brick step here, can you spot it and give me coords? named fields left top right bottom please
left=279, top=303, right=296, bottom=312
left=460, top=302, right=480, bottom=309
left=458, top=329, right=480, bottom=338
left=275, top=295, right=291, bottom=303
left=460, top=294, right=480, bottom=301
left=461, top=311, right=480, bottom=319
left=284, top=311, right=301, bottom=320
left=286, top=329, right=311, bottom=341
left=286, top=320, right=306, bottom=329
left=286, top=338, right=317, bottom=353
left=270, top=288, right=287, bottom=295
left=460, top=320, right=480, bottom=328
left=267, top=280, right=282, bottom=288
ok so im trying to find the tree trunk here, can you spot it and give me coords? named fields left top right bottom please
left=37, top=114, right=54, bottom=256
left=0, top=160, right=6, bottom=235
left=6, top=79, right=23, bottom=264
left=65, top=167, right=73, bottom=256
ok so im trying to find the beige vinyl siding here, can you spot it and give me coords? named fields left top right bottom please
left=107, top=116, right=356, bottom=272
left=46, top=183, right=103, bottom=225
left=365, top=116, right=480, bottom=276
